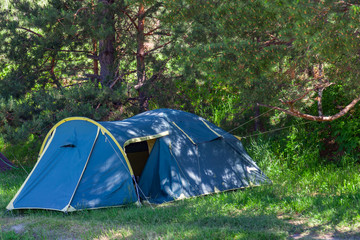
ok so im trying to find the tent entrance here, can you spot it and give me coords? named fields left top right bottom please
left=125, top=139, right=157, bottom=181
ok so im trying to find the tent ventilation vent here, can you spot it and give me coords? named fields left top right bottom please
left=61, top=144, right=76, bottom=148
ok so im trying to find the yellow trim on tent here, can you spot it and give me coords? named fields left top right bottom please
left=38, top=117, right=134, bottom=176
left=38, top=129, right=56, bottom=160
left=171, top=122, right=196, bottom=145
left=6, top=128, right=58, bottom=211
left=123, top=131, right=170, bottom=148
left=201, top=120, right=222, bottom=138
left=235, top=136, right=242, bottom=141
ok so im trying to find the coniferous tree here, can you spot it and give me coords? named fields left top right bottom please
left=173, top=0, right=360, bottom=121
left=0, top=0, right=188, bottom=143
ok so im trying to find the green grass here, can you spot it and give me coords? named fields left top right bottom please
left=1, top=140, right=360, bottom=239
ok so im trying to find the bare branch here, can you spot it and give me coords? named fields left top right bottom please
left=84, top=73, right=101, bottom=79
left=280, top=88, right=314, bottom=106
left=109, top=70, right=136, bottom=89
left=74, top=7, right=88, bottom=19
left=144, top=40, right=172, bottom=56
left=258, top=96, right=360, bottom=122
left=121, top=9, right=138, bottom=30
left=87, top=54, right=99, bottom=60
left=17, top=27, right=44, bottom=38
left=145, top=26, right=160, bottom=36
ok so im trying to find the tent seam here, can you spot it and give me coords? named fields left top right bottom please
left=65, top=126, right=101, bottom=212
left=123, top=131, right=170, bottom=148
left=200, top=120, right=222, bottom=138
left=171, top=122, right=196, bottom=145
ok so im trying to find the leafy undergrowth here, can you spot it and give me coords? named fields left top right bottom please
left=1, top=141, right=360, bottom=239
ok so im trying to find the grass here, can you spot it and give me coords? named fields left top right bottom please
left=1, top=140, right=360, bottom=239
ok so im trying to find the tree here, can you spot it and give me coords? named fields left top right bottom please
left=174, top=0, right=360, bottom=122
left=0, top=0, right=184, bottom=109
left=0, top=0, right=188, bottom=143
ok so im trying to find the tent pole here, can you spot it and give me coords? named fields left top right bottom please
left=132, top=175, right=142, bottom=206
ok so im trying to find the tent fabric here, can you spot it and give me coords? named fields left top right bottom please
left=7, top=109, right=270, bottom=212
left=0, top=152, right=15, bottom=172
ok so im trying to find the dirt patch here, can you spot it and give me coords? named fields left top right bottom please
left=278, top=214, right=360, bottom=240
left=9, top=223, right=26, bottom=234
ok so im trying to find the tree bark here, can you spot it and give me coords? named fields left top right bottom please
left=316, top=64, right=324, bottom=116
left=49, top=56, right=62, bottom=88
left=136, top=3, right=148, bottom=112
left=317, top=88, right=324, bottom=117
left=254, top=105, right=262, bottom=131
left=92, top=39, right=99, bottom=77
left=98, top=0, right=115, bottom=86
left=92, top=0, right=99, bottom=78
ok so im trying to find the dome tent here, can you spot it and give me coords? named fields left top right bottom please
left=7, top=109, right=270, bottom=212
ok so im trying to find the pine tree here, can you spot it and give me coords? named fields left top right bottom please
left=0, top=0, right=187, bottom=143
left=0, top=0, right=184, bottom=109
left=173, top=0, right=360, bottom=121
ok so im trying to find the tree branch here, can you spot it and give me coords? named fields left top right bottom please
left=279, top=88, right=314, bottom=106
left=84, top=73, right=101, bottom=80
left=145, top=26, right=160, bottom=36
left=144, top=40, right=172, bottom=56
left=87, top=54, right=99, bottom=60
left=109, top=70, right=136, bottom=89
left=74, top=7, right=89, bottom=19
left=17, top=27, right=44, bottom=38
left=258, top=96, right=360, bottom=122
left=49, top=57, right=62, bottom=88
left=121, top=9, right=138, bottom=30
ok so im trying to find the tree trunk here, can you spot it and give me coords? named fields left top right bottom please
left=317, top=88, right=324, bottom=117
left=136, top=4, right=148, bottom=112
left=98, top=0, right=115, bottom=86
left=254, top=105, right=262, bottom=131
left=92, top=39, right=99, bottom=77
left=92, top=1, right=99, bottom=78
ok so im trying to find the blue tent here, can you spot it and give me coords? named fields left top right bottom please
left=7, top=109, right=270, bottom=212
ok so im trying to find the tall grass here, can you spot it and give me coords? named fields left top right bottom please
left=246, top=137, right=360, bottom=226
